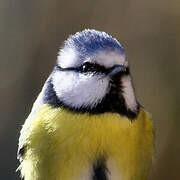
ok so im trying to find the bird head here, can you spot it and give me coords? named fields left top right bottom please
left=44, top=29, right=139, bottom=119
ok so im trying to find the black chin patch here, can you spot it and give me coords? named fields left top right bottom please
left=43, top=71, right=139, bottom=120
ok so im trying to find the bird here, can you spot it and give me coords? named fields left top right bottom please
left=17, top=29, right=154, bottom=180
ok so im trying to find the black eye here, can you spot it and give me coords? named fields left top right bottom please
left=81, top=62, right=94, bottom=73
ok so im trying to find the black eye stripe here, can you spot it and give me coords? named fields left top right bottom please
left=56, top=63, right=129, bottom=75
left=56, top=63, right=109, bottom=74
left=56, top=65, right=78, bottom=71
left=81, top=63, right=108, bottom=73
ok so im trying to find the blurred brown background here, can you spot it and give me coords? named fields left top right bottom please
left=0, top=0, right=180, bottom=179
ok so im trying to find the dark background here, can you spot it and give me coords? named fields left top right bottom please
left=0, top=0, right=180, bottom=179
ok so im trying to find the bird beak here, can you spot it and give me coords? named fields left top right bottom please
left=108, top=65, right=127, bottom=78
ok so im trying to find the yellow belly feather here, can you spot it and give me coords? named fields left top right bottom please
left=20, top=104, right=154, bottom=180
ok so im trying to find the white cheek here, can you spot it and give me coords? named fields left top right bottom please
left=52, top=71, right=110, bottom=108
left=121, top=75, right=137, bottom=112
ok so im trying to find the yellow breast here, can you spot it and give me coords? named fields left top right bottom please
left=20, top=104, right=154, bottom=180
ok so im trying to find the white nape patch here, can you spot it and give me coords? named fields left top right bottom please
left=57, top=47, right=127, bottom=69
left=121, top=75, right=137, bottom=112
left=94, top=50, right=127, bottom=68
left=107, top=159, right=122, bottom=180
left=52, top=70, right=110, bottom=108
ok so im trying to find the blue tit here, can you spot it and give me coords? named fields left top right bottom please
left=17, top=29, right=154, bottom=180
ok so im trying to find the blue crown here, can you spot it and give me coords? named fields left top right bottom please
left=62, top=29, right=124, bottom=56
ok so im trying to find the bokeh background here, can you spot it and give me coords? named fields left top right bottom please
left=0, top=0, right=180, bottom=179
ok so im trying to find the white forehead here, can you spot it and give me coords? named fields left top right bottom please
left=57, top=48, right=128, bottom=68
